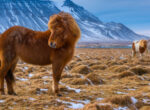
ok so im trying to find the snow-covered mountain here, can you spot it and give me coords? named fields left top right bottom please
left=0, top=0, right=148, bottom=42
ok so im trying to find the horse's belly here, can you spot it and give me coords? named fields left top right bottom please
left=19, top=55, right=51, bottom=65
left=17, top=49, right=52, bottom=65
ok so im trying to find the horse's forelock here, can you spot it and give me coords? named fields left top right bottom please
left=48, top=12, right=80, bottom=47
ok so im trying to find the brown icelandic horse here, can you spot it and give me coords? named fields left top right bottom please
left=0, top=12, right=81, bottom=96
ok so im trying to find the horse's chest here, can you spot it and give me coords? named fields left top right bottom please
left=135, top=43, right=140, bottom=52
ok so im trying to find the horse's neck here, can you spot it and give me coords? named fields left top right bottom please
left=36, top=30, right=50, bottom=40
left=42, top=30, right=51, bottom=37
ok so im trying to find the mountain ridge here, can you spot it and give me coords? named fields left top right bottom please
left=0, top=0, right=149, bottom=42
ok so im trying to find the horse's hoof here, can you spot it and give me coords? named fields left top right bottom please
left=13, top=93, right=17, bottom=96
left=8, top=92, right=17, bottom=96
left=0, top=92, right=5, bottom=95
left=57, top=93, right=62, bottom=97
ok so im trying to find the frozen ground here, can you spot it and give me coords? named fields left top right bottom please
left=0, top=48, right=150, bottom=110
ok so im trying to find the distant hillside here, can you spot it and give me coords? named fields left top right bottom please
left=0, top=0, right=149, bottom=43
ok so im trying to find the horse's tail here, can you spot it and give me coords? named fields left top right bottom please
left=5, top=69, right=15, bottom=84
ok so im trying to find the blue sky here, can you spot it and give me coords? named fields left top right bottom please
left=73, top=0, right=150, bottom=36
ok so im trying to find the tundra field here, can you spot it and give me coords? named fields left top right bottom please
left=1, top=48, right=150, bottom=110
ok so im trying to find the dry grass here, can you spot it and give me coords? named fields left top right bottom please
left=140, top=106, right=150, bottom=110
left=88, top=62, right=101, bottom=67
left=118, top=71, right=135, bottom=78
left=130, top=66, right=149, bottom=75
left=71, top=65, right=92, bottom=74
left=62, top=78, right=88, bottom=85
left=86, top=73, right=104, bottom=85
left=1, top=48, right=150, bottom=110
left=108, top=65, right=129, bottom=73
left=83, top=103, right=113, bottom=110
left=104, top=95, right=132, bottom=106
left=90, top=65, right=107, bottom=70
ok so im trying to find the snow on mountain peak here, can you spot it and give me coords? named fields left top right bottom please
left=0, top=0, right=148, bottom=42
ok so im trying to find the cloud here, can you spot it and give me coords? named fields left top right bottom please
left=54, top=0, right=150, bottom=35
left=72, top=0, right=150, bottom=35
left=135, top=29, right=150, bottom=36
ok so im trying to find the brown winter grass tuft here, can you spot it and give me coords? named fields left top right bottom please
left=118, top=71, right=135, bottom=78
left=140, top=106, right=150, bottom=110
left=62, top=78, right=88, bottom=85
left=70, top=65, right=92, bottom=74
left=67, top=61, right=83, bottom=70
left=90, top=65, right=107, bottom=70
left=86, top=73, right=104, bottom=85
left=109, top=65, right=129, bottom=73
left=104, top=95, right=133, bottom=106
left=73, top=56, right=82, bottom=61
left=30, top=72, right=50, bottom=79
left=61, top=73, right=73, bottom=78
left=1, top=48, right=150, bottom=110
left=83, top=103, right=113, bottom=110
left=88, top=62, right=101, bottom=67
left=118, top=59, right=128, bottom=64
left=135, top=101, right=145, bottom=109
left=130, top=66, right=149, bottom=75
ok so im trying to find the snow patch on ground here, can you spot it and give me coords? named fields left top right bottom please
left=143, top=98, right=150, bottom=104
left=114, top=106, right=128, bottom=110
left=96, top=98, right=104, bottom=101
left=57, top=99, right=84, bottom=109
left=29, top=97, right=36, bottom=101
left=66, top=86, right=81, bottom=93
left=60, top=82, right=82, bottom=93
left=126, top=88, right=136, bottom=91
left=0, top=100, right=5, bottom=103
left=28, top=73, right=34, bottom=78
left=42, top=76, right=50, bottom=79
left=40, top=89, right=48, bottom=92
left=70, top=99, right=90, bottom=104
left=24, top=67, right=28, bottom=70
left=131, top=97, right=138, bottom=104
left=116, top=91, right=127, bottom=95
left=16, top=77, right=28, bottom=81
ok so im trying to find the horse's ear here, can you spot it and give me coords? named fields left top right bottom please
left=56, top=15, right=63, bottom=23
left=48, top=20, right=51, bottom=30
left=57, top=14, right=67, bottom=27
left=48, top=14, right=62, bottom=30
left=48, top=16, right=53, bottom=30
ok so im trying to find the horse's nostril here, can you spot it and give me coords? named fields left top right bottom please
left=53, top=43, right=56, bottom=48
left=50, top=42, right=56, bottom=48
left=50, top=42, right=53, bottom=46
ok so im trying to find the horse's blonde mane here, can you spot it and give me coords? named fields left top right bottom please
left=48, top=12, right=81, bottom=42
left=60, top=12, right=80, bottom=38
left=139, top=39, right=147, bottom=47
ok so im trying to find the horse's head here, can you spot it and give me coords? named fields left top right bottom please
left=48, top=12, right=81, bottom=49
left=48, top=14, right=66, bottom=48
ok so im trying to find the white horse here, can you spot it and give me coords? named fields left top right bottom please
left=132, top=39, right=148, bottom=58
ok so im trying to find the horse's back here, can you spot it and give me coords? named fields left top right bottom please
left=0, top=26, right=52, bottom=65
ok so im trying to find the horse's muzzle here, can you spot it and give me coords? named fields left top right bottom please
left=49, top=42, right=56, bottom=48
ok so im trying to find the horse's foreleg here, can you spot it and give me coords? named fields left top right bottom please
left=0, top=74, right=5, bottom=95
left=132, top=50, right=136, bottom=57
left=0, top=59, right=9, bottom=95
left=5, top=60, right=18, bottom=95
left=146, top=48, right=149, bottom=54
left=140, top=53, right=143, bottom=60
left=52, top=62, right=65, bottom=96
left=0, top=50, right=17, bottom=95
